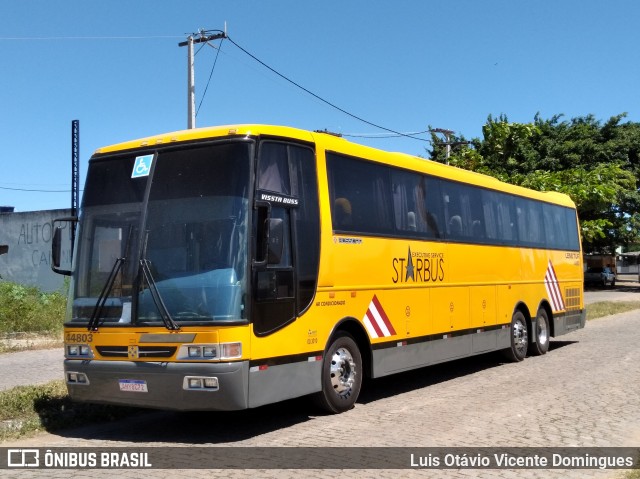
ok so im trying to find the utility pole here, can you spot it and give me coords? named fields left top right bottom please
left=179, top=29, right=227, bottom=129
left=71, top=119, right=80, bottom=256
left=430, top=128, right=454, bottom=165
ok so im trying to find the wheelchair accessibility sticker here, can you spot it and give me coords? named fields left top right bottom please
left=132, top=155, right=154, bottom=178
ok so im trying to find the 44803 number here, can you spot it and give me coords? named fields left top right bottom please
left=65, top=333, right=93, bottom=343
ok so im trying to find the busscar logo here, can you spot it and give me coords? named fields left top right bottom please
left=8, top=449, right=39, bottom=468
left=392, top=246, right=445, bottom=284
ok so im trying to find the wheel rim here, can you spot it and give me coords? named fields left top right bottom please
left=513, top=318, right=528, bottom=356
left=537, top=314, right=549, bottom=346
left=330, top=347, right=357, bottom=396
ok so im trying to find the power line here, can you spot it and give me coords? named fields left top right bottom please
left=0, top=185, right=79, bottom=193
left=0, top=35, right=182, bottom=41
left=225, top=36, right=429, bottom=143
left=196, top=39, right=225, bottom=117
left=343, top=130, right=432, bottom=140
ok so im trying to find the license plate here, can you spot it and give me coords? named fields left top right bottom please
left=118, top=379, right=148, bottom=392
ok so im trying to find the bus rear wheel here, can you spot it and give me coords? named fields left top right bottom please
left=530, top=307, right=550, bottom=356
left=503, top=311, right=528, bottom=362
left=314, top=332, right=362, bottom=414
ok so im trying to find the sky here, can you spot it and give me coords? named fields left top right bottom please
left=1, top=0, right=639, bottom=212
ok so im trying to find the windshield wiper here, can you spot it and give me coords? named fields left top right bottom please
left=139, top=259, right=181, bottom=331
left=87, top=257, right=124, bottom=332
left=87, top=224, right=134, bottom=332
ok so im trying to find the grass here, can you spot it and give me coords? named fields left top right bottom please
left=0, top=282, right=67, bottom=334
left=0, top=281, right=67, bottom=354
left=0, top=335, right=63, bottom=354
left=586, top=301, right=640, bottom=320
left=0, top=380, right=141, bottom=442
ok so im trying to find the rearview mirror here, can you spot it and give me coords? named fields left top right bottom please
left=266, top=218, right=284, bottom=265
left=51, top=217, right=77, bottom=276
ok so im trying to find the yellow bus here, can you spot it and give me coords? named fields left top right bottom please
left=52, top=124, right=585, bottom=413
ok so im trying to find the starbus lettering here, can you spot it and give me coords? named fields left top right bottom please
left=392, top=246, right=445, bottom=284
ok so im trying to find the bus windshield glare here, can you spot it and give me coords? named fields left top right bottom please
left=69, top=141, right=252, bottom=327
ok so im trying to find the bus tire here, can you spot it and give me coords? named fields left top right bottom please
left=530, top=307, right=550, bottom=356
left=503, top=310, right=528, bottom=362
left=313, top=332, right=362, bottom=414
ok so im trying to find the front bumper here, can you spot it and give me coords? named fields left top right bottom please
left=64, top=359, right=250, bottom=411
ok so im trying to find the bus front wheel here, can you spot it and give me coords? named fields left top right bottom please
left=314, top=332, right=362, bottom=413
left=503, top=311, right=528, bottom=362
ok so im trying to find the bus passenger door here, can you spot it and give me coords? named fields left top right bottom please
left=253, top=202, right=296, bottom=335
left=251, top=141, right=320, bottom=337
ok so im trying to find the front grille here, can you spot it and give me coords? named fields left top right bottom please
left=96, top=346, right=177, bottom=358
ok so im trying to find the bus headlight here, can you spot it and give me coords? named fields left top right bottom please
left=202, top=346, right=217, bottom=358
left=66, top=344, right=93, bottom=358
left=177, top=343, right=239, bottom=361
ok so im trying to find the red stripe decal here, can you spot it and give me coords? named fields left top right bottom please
left=372, top=295, right=396, bottom=335
left=366, top=308, right=385, bottom=338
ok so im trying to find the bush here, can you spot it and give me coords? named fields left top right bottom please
left=0, top=282, right=67, bottom=334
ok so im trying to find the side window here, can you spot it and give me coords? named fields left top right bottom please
left=481, top=190, right=517, bottom=244
left=515, top=197, right=545, bottom=248
left=481, top=190, right=499, bottom=242
left=391, top=170, right=443, bottom=239
left=441, top=180, right=482, bottom=241
left=289, top=145, right=320, bottom=314
left=327, top=153, right=393, bottom=235
left=542, top=204, right=557, bottom=249
left=258, top=143, right=291, bottom=195
left=496, top=194, right=517, bottom=243
left=542, top=203, right=574, bottom=250
left=526, top=201, right=545, bottom=247
left=565, top=208, right=580, bottom=251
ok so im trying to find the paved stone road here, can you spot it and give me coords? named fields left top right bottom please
left=2, top=298, right=639, bottom=479
left=0, top=348, right=63, bottom=391
left=584, top=276, right=640, bottom=304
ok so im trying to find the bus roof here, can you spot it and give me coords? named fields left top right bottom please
left=94, top=124, right=576, bottom=209
left=93, top=124, right=316, bottom=155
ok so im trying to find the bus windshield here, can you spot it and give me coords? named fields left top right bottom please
left=70, top=141, right=252, bottom=327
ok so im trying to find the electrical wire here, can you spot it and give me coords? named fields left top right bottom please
left=343, top=130, right=432, bottom=140
left=196, top=38, right=225, bottom=117
left=0, top=35, right=182, bottom=41
left=194, top=42, right=207, bottom=56
left=225, top=36, right=429, bottom=143
left=0, top=185, right=79, bottom=193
